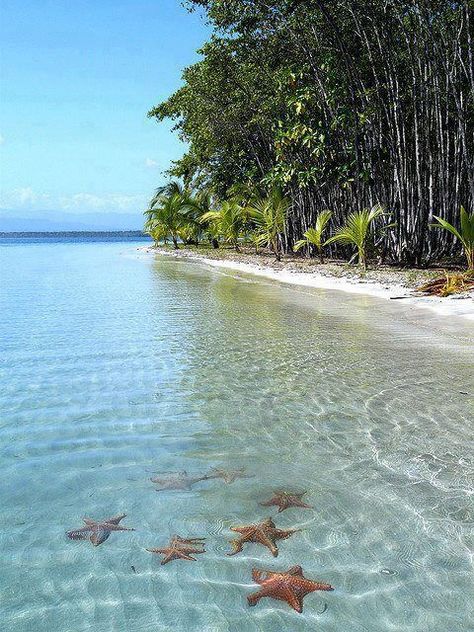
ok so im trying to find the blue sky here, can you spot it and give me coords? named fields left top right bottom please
left=0, top=0, right=209, bottom=221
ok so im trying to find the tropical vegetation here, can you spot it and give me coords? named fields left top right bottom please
left=145, top=1, right=473, bottom=272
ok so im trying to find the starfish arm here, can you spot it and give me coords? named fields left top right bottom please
left=67, top=527, right=92, bottom=540
left=105, top=514, right=126, bottom=525
left=176, top=552, right=197, bottom=561
left=82, top=518, right=96, bottom=525
left=103, top=524, right=135, bottom=531
left=160, top=551, right=176, bottom=565
left=247, top=588, right=266, bottom=607
left=256, top=533, right=279, bottom=556
left=274, top=587, right=303, bottom=613
left=307, top=580, right=334, bottom=592
left=292, top=499, right=312, bottom=509
left=146, top=547, right=168, bottom=554
left=226, top=538, right=244, bottom=556
left=251, top=569, right=270, bottom=584
left=275, top=528, right=299, bottom=540
left=230, top=525, right=252, bottom=535
left=287, top=565, right=304, bottom=576
left=90, top=528, right=110, bottom=546
left=259, top=499, right=275, bottom=507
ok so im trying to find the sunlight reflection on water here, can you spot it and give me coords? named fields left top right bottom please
left=0, top=240, right=473, bottom=631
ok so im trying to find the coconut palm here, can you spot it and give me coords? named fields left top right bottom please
left=432, top=206, right=474, bottom=270
left=200, top=199, right=248, bottom=251
left=247, top=188, right=289, bottom=261
left=145, top=224, right=168, bottom=246
left=293, top=210, right=332, bottom=262
left=181, top=189, right=219, bottom=248
left=325, top=205, right=385, bottom=270
left=144, top=189, right=185, bottom=249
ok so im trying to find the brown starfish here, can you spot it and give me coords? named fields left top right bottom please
left=227, top=517, right=299, bottom=557
left=150, top=470, right=209, bottom=491
left=146, top=534, right=206, bottom=565
left=260, top=491, right=312, bottom=513
left=207, top=467, right=252, bottom=484
left=247, top=565, right=333, bottom=613
left=66, top=514, right=135, bottom=546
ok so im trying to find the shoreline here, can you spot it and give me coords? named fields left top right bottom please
left=140, top=245, right=474, bottom=322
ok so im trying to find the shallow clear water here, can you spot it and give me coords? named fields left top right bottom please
left=1, top=238, right=473, bottom=632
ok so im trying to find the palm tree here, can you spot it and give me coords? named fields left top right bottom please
left=247, top=188, right=289, bottom=261
left=182, top=189, right=219, bottom=248
left=325, top=205, right=385, bottom=270
left=432, top=206, right=474, bottom=270
left=144, top=189, right=184, bottom=249
left=293, top=210, right=332, bottom=262
left=200, top=199, right=247, bottom=251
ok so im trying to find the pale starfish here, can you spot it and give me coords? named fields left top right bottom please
left=207, top=467, right=252, bottom=484
left=247, top=565, right=333, bottom=613
left=66, top=514, right=134, bottom=546
left=150, top=470, right=209, bottom=491
left=227, top=517, right=299, bottom=557
left=147, top=534, right=206, bottom=565
left=260, top=491, right=312, bottom=513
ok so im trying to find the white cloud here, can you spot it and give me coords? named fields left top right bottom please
left=0, top=188, right=147, bottom=213
left=145, top=158, right=158, bottom=168
left=0, top=134, right=4, bottom=145
left=0, top=187, right=52, bottom=208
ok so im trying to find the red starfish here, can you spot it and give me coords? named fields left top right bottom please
left=247, top=565, right=333, bottom=613
left=66, top=514, right=134, bottom=546
left=227, top=517, right=299, bottom=557
left=146, top=534, right=206, bottom=565
left=260, top=491, right=312, bottom=513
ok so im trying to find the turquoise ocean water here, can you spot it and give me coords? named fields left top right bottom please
left=1, top=236, right=473, bottom=631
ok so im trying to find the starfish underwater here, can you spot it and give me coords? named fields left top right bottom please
left=146, top=534, right=206, bottom=565
left=247, top=565, right=333, bottom=613
left=227, top=517, right=299, bottom=557
left=207, top=467, right=252, bottom=484
left=66, top=514, right=135, bottom=546
left=260, top=491, right=312, bottom=513
left=150, top=470, right=209, bottom=491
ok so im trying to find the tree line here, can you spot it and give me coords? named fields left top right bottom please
left=147, top=0, right=473, bottom=267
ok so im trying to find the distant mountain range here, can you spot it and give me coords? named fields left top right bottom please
left=0, top=209, right=143, bottom=232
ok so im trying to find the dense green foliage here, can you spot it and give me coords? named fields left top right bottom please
left=148, top=0, right=473, bottom=266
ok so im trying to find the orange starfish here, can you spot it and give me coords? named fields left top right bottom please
left=227, top=517, right=299, bottom=557
left=260, top=491, right=312, bottom=513
left=247, top=565, right=333, bottom=613
left=146, top=534, right=206, bottom=565
left=66, top=513, right=135, bottom=546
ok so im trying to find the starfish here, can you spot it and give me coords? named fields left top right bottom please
left=146, top=534, right=206, bottom=565
left=207, top=467, right=252, bottom=484
left=66, top=514, right=134, bottom=546
left=150, top=470, right=209, bottom=491
left=260, top=491, right=312, bottom=513
left=247, top=565, right=333, bottom=613
left=227, top=517, right=299, bottom=557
